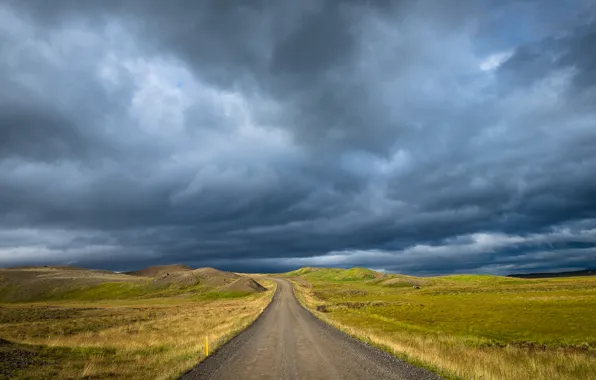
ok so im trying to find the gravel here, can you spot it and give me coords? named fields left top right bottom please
left=181, top=279, right=442, bottom=380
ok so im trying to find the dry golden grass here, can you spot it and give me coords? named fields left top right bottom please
left=291, top=276, right=596, bottom=380
left=0, top=280, right=275, bottom=380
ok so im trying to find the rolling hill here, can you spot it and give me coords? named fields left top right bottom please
left=0, top=265, right=265, bottom=302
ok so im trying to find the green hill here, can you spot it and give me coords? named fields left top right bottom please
left=0, top=266, right=265, bottom=302
left=285, top=267, right=383, bottom=281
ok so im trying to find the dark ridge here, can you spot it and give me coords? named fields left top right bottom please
left=124, top=264, right=193, bottom=277
left=509, top=269, right=596, bottom=279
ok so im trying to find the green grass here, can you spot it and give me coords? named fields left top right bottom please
left=285, top=267, right=381, bottom=281
left=436, top=274, right=524, bottom=283
left=0, top=279, right=256, bottom=304
left=56, top=282, right=151, bottom=301
left=291, top=268, right=596, bottom=380
left=198, top=290, right=254, bottom=300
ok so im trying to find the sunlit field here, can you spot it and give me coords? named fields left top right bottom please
left=0, top=267, right=275, bottom=379
left=289, top=268, right=596, bottom=380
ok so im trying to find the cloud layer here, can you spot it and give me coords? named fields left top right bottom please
left=1, top=0, right=595, bottom=274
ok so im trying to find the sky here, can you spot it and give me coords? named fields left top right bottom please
left=1, top=0, right=596, bottom=275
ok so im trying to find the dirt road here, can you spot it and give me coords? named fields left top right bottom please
left=181, top=278, right=441, bottom=380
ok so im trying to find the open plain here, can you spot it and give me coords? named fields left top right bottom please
left=288, top=267, right=596, bottom=380
left=2, top=265, right=595, bottom=380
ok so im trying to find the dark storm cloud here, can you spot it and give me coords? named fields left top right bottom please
left=0, top=105, right=85, bottom=161
left=1, top=0, right=596, bottom=274
left=498, top=19, right=596, bottom=89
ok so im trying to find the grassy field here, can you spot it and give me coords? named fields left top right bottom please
left=0, top=266, right=275, bottom=379
left=288, top=267, right=596, bottom=380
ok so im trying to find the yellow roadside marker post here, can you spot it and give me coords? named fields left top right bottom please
left=205, top=336, right=209, bottom=356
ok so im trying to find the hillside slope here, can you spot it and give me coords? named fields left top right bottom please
left=125, top=264, right=192, bottom=277
left=0, top=266, right=265, bottom=302
left=0, top=267, right=275, bottom=379
left=285, top=267, right=384, bottom=281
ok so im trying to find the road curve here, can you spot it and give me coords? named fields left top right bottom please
left=181, top=278, right=441, bottom=380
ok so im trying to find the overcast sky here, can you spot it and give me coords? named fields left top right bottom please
left=1, top=0, right=595, bottom=275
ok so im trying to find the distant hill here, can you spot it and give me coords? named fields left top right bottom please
left=509, top=269, right=596, bottom=278
left=151, top=267, right=241, bottom=287
left=0, top=266, right=142, bottom=302
left=285, top=267, right=384, bottom=281
left=125, top=264, right=192, bottom=277
left=0, top=265, right=266, bottom=302
left=7, top=265, right=90, bottom=271
left=224, top=277, right=267, bottom=293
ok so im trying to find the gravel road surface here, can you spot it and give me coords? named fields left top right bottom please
left=181, top=278, right=441, bottom=380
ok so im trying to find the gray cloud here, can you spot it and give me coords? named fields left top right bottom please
left=1, top=0, right=595, bottom=275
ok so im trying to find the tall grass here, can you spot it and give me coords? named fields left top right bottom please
left=292, top=274, right=596, bottom=380
left=0, top=281, right=276, bottom=379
